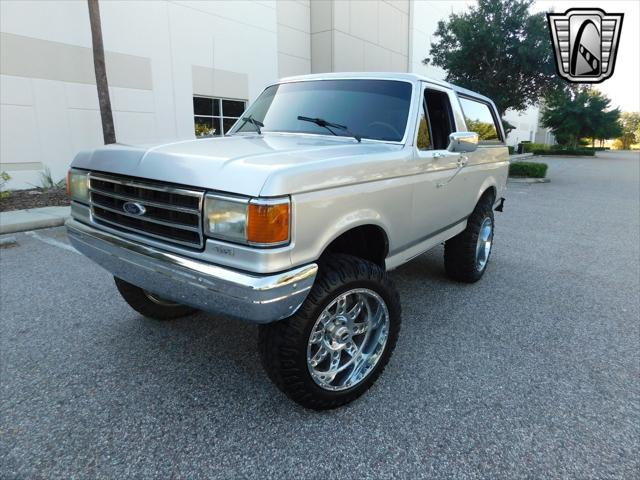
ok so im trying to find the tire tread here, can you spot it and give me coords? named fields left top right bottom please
left=444, top=196, right=495, bottom=283
left=259, top=254, right=401, bottom=410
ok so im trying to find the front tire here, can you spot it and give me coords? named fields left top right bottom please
left=258, top=254, right=401, bottom=410
left=444, top=195, right=495, bottom=283
left=114, top=277, right=197, bottom=320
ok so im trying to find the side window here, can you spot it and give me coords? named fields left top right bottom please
left=416, top=105, right=432, bottom=150
left=458, top=97, right=501, bottom=143
left=417, top=88, right=454, bottom=150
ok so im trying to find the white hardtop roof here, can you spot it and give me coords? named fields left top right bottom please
left=278, top=72, right=495, bottom=105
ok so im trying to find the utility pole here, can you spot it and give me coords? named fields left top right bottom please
left=87, top=0, right=116, bottom=144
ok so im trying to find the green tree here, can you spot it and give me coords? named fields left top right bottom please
left=425, top=0, right=559, bottom=118
left=593, top=109, right=623, bottom=147
left=585, top=89, right=621, bottom=147
left=618, top=112, right=640, bottom=150
left=541, top=88, right=620, bottom=148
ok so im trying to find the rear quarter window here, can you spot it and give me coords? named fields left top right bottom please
left=458, top=97, right=502, bottom=144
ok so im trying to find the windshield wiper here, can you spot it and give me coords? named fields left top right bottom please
left=240, top=115, right=264, bottom=134
left=297, top=116, right=361, bottom=142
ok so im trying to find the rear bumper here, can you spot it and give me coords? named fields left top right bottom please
left=66, top=219, right=317, bottom=323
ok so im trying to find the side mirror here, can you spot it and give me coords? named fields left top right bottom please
left=447, top=132, right=478, bottom=153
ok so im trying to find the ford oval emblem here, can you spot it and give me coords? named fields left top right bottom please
left=122, top=201, right=146, bottom=216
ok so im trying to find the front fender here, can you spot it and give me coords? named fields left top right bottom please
left=476, top=175, right=499, bottom=204
left=289, top=183, right=408, bottom=268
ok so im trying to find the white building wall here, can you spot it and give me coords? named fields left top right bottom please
left=0, top=0, right=282, bottom=189
left=409, top=0, right=473, bottom=80
left=310, top=0, right=409, bottom=73
left=503, top=105, right=540, bottom=147
left=277, top=0, right=311, bottom=77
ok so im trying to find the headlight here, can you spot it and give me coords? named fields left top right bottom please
left=204, top=194, right=249, bottom=243
left=204, top=194, right=290, bottom=246
left=67, top=169, right=89, bottom=203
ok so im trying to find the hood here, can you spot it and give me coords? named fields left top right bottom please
left=71, top=133, right=407, bottom=197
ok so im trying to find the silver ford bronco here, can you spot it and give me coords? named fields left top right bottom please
left=66, top=73, right=508, bottom=409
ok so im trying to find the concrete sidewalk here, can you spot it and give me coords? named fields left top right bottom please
left=0, top=206, right=70, bottom=234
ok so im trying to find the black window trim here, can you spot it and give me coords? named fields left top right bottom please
left=456, top=93, right=505, bottom=145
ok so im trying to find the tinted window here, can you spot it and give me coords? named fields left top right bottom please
left=458, top=97, right=501, bottom=143
left=231, top=80, right=413, bottom=142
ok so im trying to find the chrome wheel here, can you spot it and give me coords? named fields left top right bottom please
left=475, top=216, right=493, bottom=271
left=143, top=290, right=180, bottom=307
left=307, top=288, right=390, bottom=391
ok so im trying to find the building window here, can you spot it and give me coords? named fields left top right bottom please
left=193, top=96, right=246, bottom=137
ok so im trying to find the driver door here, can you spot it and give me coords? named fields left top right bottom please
left=411, top=84, right=464, bottom=241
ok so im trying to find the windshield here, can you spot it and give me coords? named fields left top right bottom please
left=230, top=79, right=413, bottom=142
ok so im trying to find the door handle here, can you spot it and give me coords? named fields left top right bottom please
left=438, top=155, right=468, bottom=188
left=433, top=152, right=446, bottom=159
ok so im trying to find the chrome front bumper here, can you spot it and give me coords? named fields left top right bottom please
left=66, top=219, right=318, bottom=323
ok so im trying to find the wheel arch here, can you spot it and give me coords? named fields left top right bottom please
left=476, top=178, right=498, bottom=206
left=319, top=222, right=390, bottom=268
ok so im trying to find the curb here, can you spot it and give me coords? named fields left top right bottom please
left=509, top=153, right=535, bottom=160
left=0, top=206, right=70, bottom=234
left=508, top=177, right=550, bottom=184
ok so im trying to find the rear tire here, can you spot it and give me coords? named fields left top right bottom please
left=258, top=254, right=401, bottom=410
left=444, top=196, right=495, bottom=283
left=114, top=277, right=197, bottom=320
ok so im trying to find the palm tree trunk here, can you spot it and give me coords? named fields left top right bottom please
left=88, top=0, right=116, bottom=144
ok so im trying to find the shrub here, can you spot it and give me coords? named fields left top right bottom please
left=31, top=166, right=67, bottom=191
left=509, top=161, right=548, bottom=178
left=533, top=148, right=595, bottom=156
left=521, top=142, right=549, bottom=153
left=0, top=171, right=11, bottom=200
left=508, top=146, right=515, bottom=155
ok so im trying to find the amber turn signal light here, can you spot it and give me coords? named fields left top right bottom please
left=247, top=201, right=290, bottom=245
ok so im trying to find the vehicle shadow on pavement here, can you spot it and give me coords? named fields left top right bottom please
left=99, top=250, right=457, bottom=413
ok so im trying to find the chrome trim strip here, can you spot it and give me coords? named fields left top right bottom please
left=90, top=200, right=200, bottom=232
left=89, top=186, right=200, bottom=213
left=204, top=192, right=251, bottom=204
left=66, top=218, right=318, bottom=323
left=89, top=173, right=204, bottom=198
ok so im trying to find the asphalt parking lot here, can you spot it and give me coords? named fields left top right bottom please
left=1, top=151, right=639, bottom=479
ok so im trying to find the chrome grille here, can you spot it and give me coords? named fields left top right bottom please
left=88, top=173, right=204, bottom=249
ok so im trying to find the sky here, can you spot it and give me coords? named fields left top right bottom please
left=532, top=0, right=640, bottom=113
